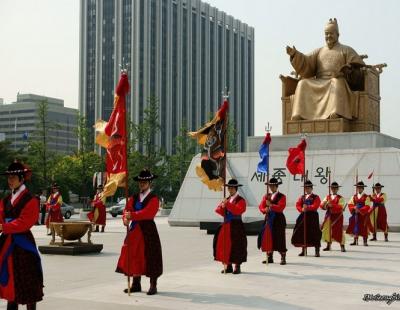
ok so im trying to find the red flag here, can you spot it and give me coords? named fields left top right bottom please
left=367, top=171, right=374, bottom=179
left=286, top=139, right=307, bottom=175
left=95, top=72, right=130, bottom=197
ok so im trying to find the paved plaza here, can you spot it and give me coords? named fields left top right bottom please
left=1, top=214, right=399, bottom=310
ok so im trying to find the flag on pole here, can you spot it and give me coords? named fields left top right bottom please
left=188, top=98, right=229, bottom=191
left=94, top=72, right=130, bottom=198
left=286, top=138, right=307, bottom=175
left=257, top=132, right=271, bottom=174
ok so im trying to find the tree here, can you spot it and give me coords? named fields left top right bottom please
left=26, top=100, right=59, bottom=191
left=164, top=124, right=197, bottom=203
left=75, top=114, right=99, bottom=200
left=0, top=141, right=19, bottom=197
left=227, top=119, right=239, bottom=153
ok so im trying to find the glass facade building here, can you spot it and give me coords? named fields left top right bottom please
left=79, top=0, right=254, bottom=153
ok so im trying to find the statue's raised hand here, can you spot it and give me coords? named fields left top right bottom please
left=286, top=45, right=296, bottom=57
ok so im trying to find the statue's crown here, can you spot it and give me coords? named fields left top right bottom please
left=326, top=18, right=339, bottom=33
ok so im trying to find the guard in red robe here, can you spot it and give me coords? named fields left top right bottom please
left=346, top=181, right=372, bottom=246
left=45, top=183, right=63, bottom=235
left=87, top=185, right=107, bottom=232
left=0, top=161, right=43, bottom=310
left=369, top=183, right=389, bottom=242
left=116, top=169, right=162, bottom=295
left=320, top=182, right=346, bottom=252
left=213, top=179, right=247, bottom=274
left=291, top=180, right=322, bottom=257
left=257, top=178, right=287, bottom=265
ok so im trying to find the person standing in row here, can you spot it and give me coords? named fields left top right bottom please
left=0, top=161, right=44, bottom=310
left=369, top=183, right=389, bottom=242
left=88, top=185, right=107, bottom=233
left=257, top=178, right=287, bottom=265
left=320, top=182, right=346, bottom=252
left=45, top=183, right=63, bottom=236
left=39, top=190, right=47, bottom=225
left=213, top=179, right=247, bottom=274
left=346, top=181, right=371, bottom=246
left=116, top=169, right=163, bottom=295
left=291, top=180, right=322, bottom=257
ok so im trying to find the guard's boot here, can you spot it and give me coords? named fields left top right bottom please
left=221, top=264, right=233, bottom=274
left=298, top=247, right=306, bottom=256
left=147, top=277, right=158, bottom=295
left=27, top=303, right=36, bottom=310
left=323, top=242, right=331, bottom=251
left=101, top=225, right=105, bottom=233
left=233, top=264, right=241, bottom=274
left=315, top=247, right=320, bottom=257
left=7, top=301, right=18, bottom=310
left=340, top=244, right=346, bottom=252
left=267, top=253, right=274, bottom=263
left=385, top=233, right=389, bottom=242
left=370, top=233, right=377, bottom=241
left=280, top=252, right=287, bottom=265
left=124, top=276, right=142, bottom=293
left=95, top=225, right=99, bottom=232
left=363, top=237, right=368, bottom=246
left=350, top=237, right=358, bottom=246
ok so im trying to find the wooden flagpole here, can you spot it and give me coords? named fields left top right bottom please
left=265, top=123, right=272, bottom=268
left=328, top=167, right=332, bottom=245
left=372, top=172, right=376, bottom=237
left=121, top=66, right=131, bottom=296
left=222, top=89, right=229, bottom=274
left=302, top=133, right=308, bottom=257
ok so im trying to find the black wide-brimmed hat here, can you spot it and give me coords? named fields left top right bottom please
left=224, top=179, right=243, bottom=187
left=265, top=177, right=282, bottom=186
left=302, top=180, right=314, bottom=187
left=1, top=161, right=32, bottom=179
left=354, top=181, right=367, bottom=187
left=372, top=182, right=384, bottom=188
left=133, top=169, right=158, bottom=181
left=330, top=181, right=341, bottom=188
left=51, top=182, right=60, bottom=189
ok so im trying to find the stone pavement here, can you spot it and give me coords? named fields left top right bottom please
left=1, top=215, right=399, bottom=310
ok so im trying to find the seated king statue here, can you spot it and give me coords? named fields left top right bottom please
left=286, top=18, right=365, bottom=121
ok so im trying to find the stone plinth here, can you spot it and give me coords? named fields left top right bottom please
left=246, top=131, right=400, bottom=152
left=285, top=118, right=351, bottom=135
left=170, top=132, right=400, bottom=229
left=40, top=221, right=103, bottom=255
left=39, top=243, right=103, bottom=255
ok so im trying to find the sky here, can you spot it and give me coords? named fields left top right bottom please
left=1, top=0, right=399, bottom=138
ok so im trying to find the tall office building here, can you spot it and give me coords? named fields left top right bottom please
left=79, top=0, right=254, bottom=153
left=0, top=94, right=78, bottom=154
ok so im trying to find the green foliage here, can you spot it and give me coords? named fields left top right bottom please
left=51, top=152, right=103, bottom=200
left=0, top=96, right=199, bottom=204
left=126, top=97, right=197, bottom=203
left=227, top=119, right=239, bottom=153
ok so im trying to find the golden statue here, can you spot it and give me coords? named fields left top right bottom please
left=286, top=18, right=365, bottom=121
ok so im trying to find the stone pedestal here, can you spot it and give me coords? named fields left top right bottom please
left=170, top=132, right=400, bottom=230
left=39, top=221, right=103, bottom=255
left=39, top=243, right=103, bottom=255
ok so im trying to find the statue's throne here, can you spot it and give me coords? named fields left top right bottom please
left=280, top=59, right=386, bottom=134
